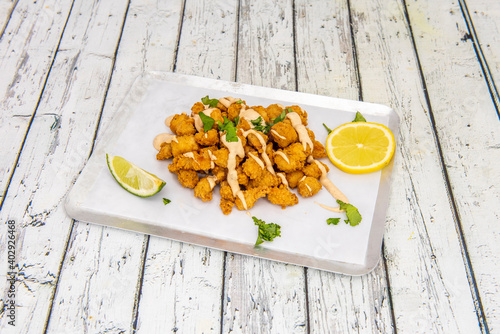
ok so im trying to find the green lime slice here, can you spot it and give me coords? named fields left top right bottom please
left=106, top=154, right=165, bottom=197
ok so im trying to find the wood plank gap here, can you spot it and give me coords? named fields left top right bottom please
left=218, top=251, right=227, bottom=334
left=130, top=235, right=151, bottom=333
left=303, top=267, right=311, bottom=334
left=381, top=242, right=397, bottom=334
left=41, top=220, right=76, bottom=334
left=401, top=1, right=490, bottom=332
left=234, top=0, right=241, bottom=81
left=171, top=0, right=187, bottom=73
left=0, top=0, right=76, bottom=212
left=292, top=0, right=298, bottom=92
left=458, top=0, right=500, bottom=120
left=345, top=0, right=363, bottom=101
left=0, top=0, right=19, bottom=40
left=88, top=0, right=132, bottom=155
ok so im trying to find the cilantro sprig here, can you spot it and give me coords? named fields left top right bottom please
left=199, top=112, right=215, bottom=132
left=253, top=216, right=282, bottom=246
left=201, top=95, right=219, bottom=108
left=337, top=200, right=362, bottom=226
left=163, top=198, right=171, bottom=205
left=326, top=218, right=340, bottom=225
left=218, top=116, right=239, bottom=142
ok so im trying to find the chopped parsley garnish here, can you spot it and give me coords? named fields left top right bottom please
left=198, top=112, right=215, bottom=132
left=352, top=111, right=366, bottom=122
left=201, top=95, right=219, bottom=108
left=252, top=216, right=282, bottom=246
left=251, top=116, right=263, bottom=127
left=337, top=200, right=362, bottom=226
left=235, top=99, right=244, bottom=104
left=163, top=198, right=171, bottom=205
left=326, top=218, right=340, bottom=225
left=255, top=108, right=294, bottom=134
left=323, top=123, right=333, bottom=134
left=218, top=116, right=239, bottom=142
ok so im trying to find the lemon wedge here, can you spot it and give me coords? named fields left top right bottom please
left=106, top=154, right=165, bottom=197
left=325, top=122, right=395, bottom=174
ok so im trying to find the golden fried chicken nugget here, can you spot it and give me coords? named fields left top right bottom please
left=270, top=122, right=298, bottom=148
left=227, top=103, right=243, bottom=121
left=274, top=142, right=308, bottom=172
left=303, top=161, right=329, bottom=179
left=248, top=170, right=279, bottom=188
left=194, top=177, right=215, bottom=202
left=213, top=147, right=229, bottom=168
left=246, top=132, right=268, bottom=153
left=297, top=176, right=322, bottom=197
left=156, top=142, right=173, bottom=160
left=219, top=181, right=235, bottom=201
left=237, top=166, right=249, bottom=186
left=242, top=154, right=264, bottom=179
left=266, top=104, right=285, bottom=120
left=170, top=151, right=212, bottom=171
left=171, top=135, right=199, bottom=157
left=250, top=105, right=270, bottom=123
left=191, top=102, right=205, bottom=114
left=220, top=198, right=234, bottom=215
left=176, top=170, right=199, bottom=189
left=235, top=187, right=269, bottom=211
left=286, top=105, right=308, bottom=125
left=237, top=118, right=252, bottom=131
left=312, top=140, right=327, bottom=159
left=286, top=170, right=305, bottom=189
left=194, top=129, right=219, bottom=146
left=212, top=166, right=227, bottom=182
left=267, top=185, right=299, bottom=208
left=170, top=113, right=196, bottom=136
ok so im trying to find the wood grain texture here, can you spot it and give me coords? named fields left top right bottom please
left=351, top=0, right=483, bottom=332
left=0, top=0, right=18, bottom=38
left=0, top=0, right=130, bottom=332
left=132, top=0, right=235, bottom=332
left=221, top=1, right=307, bottom=333
left=405, top=0, right=500, bottom=330
left=0, top=0, right=73, bottom=206
left=294, top=1, right=394, bottom=333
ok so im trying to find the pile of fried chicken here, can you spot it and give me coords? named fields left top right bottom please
left=153, top=96, right=329, bottom=215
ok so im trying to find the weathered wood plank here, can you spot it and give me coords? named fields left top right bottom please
left=404, top=0, right=500, bottom=331
left=46, top=0, right=188, bottom=333
left=294, top=1, right=394, bottom=332
left=0, top=0, right=74, bottom=203
left=132, top=0, right=237, bottom=332
left=0, top=0, right=18, bottom=38
left=221, top=1, right=308, bottom=333
left=0, top=0, right=130, bottom=332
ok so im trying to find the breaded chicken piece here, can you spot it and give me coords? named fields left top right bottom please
left=213, top=147, right=229, bottom=168
left=169, top=151, right=212, bottom=172
left=270, top=122, right=298, bottom=148
left=170, top=113, right=196, bottom=136
left=191, top=102, right=205, bottom=114
left=266, top=104, right=285, bottom=120
left=246, top=132, right=268, bottom=153
left=235, top=187, right=269, bottom=211
left=267, top=185, right=299, bottom=208
left=274, top=142, right=308, bottom=172
left=286, top=170, right=304, bottom=189
left=248, top=169, right=279, bottom=188
left=237, top=118, right=252, bottom=131
left=220, top=198, right=234, bottom=215
left=286, top=105, right=308, bottom=125
left=212, top=166, right=227, bottom=182
left=227, top=103, right=243, bottom=121
left=175, top=170, right=199, bottom=188
left=297, top=176, right=322, bottom=197
left=219, top=181, right=235, bottom=201
left=303, top=161, right=329, bottom=179
left=237, top=166, right=249, bottom=187
left=312, top=140, right=327, bottom=159
left=171, top=135, right=199, bottom=157
left=242, top=154, right=264, bottom=179
left=156, top=142, right=173, bottom=160
left=194, top=177, right=215, bottom=202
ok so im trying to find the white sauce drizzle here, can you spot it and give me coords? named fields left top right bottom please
left=276, top=172, right=289, bottom=189
left=221, top=133, right=247, bottom=210
left=248, top=152, right=265, bottom=170
left=242, top=129, right=275, bottom=175
left=183, top=152, right=199, bottom=166
left=208, top=150, right=217, bottom=169
left=287, top=112, right=313, bottom=151
left=274, top=151, right=290, bottom=164
left=153, top=133, right=176, bottom=151
left=219, top=96, right=240, bottom=108
left=239, top=107, right=265, bottom=129
left=271, top=129, right=286, bottom=140
left=164, top=115, right=174, bottom=127
left=207, top=176, right=217, bottom=190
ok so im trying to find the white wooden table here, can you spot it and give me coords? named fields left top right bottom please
left=1, top=0, right=499, bottom=332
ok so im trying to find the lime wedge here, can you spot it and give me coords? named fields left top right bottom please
left=106, top=154, right=165, bottom=197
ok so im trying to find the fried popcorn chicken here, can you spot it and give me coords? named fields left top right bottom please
left=267, top=185, right=299, bottom=208
left=297, top=176, right=322, bottom=197
left=154, top=96, right=339, bottom=215
left=170, top=113, right=196, bottom=136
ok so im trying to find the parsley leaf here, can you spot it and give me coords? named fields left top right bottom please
left=252, top=216, right=282, bottom=246
left=235, top=99, right=244, bottom=104
left=201, top=95, right=219, bottom=108
left=271, top=109, right=288, bottom=124
left=323, top=123, right=333, bottom=134
left=337, top=200, right=362, bottom=226
left=352, top=111, right=366, bottom=122
left=163, top=198, right=171, bottom=205
left=251, top=116, right=263, bottom=127
left=218, top=116, right=239, bottom=142
left=326, top=218, right=340, bottom=225
left=198, top=112, right=215, bottom=132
